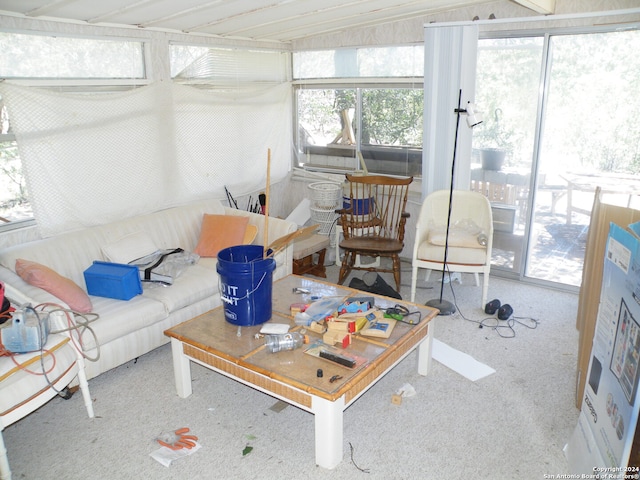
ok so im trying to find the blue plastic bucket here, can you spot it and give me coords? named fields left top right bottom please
left=216, top=245, right=276, bottom=326
left=343, top=196, right=374, bottom=215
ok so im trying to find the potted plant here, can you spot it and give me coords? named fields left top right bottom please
left=474, top=108, right=512, bottom=171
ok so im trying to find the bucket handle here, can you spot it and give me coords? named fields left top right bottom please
left=218, top=271, right=269, bottom=305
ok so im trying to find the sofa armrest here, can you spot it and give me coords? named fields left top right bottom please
left=0, top=267, right=70, bottom=309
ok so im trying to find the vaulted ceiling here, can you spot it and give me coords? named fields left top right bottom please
left=0, top=0, right=555, bottom=43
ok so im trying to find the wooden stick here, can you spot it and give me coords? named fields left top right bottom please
left=265, top=224, right=320, bottom=258
left=263, top=149, right=271, bottom=258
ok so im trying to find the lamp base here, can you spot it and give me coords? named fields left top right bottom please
left=425, top=298, right=456, bottom=316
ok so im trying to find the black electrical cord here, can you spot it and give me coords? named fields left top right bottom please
left=442, top=266, right=539, bottom=338
left=348, top=442, right=370, bottom=474
left=384, top=304, right=423, bottom=325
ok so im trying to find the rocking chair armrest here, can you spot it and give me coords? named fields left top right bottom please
left=335, top=207, right=350, bottom=214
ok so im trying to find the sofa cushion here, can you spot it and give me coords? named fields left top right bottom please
left=0, top=229, right=106, bottom=288
left=79, top=295, right=168, bottom=351
left=141, top=262, right=217, bottom=313
left=15, top=259, right=93, bottom=313
left=102, top=231, right=158, bottom=263
left=194, top=214, right=250, bottom=258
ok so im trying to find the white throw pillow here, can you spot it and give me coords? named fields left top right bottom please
left=427, top=219, right=486, bottom=249
left=102, top=231, right=159, bottom=264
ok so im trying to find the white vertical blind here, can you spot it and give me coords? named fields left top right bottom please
left=174, top=47, right=290, bottom=86
left=422, top=24, right=479, bottom=200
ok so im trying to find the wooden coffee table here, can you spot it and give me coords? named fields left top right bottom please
left=164, top=274, right=437, bottom=469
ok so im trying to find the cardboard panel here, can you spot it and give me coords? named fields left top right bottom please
left=576, top=188, right=640, bottom=410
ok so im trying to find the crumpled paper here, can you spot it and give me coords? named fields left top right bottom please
left=396, top=382, right=416, bottom=398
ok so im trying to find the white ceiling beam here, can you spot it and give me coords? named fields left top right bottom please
left=511, top=0, right=555, bottom=15
left=139, top=0, right=225, bottom=28
left=25, top=0, right=77, bottom=17
left=87, top=0, right=156, bottom=24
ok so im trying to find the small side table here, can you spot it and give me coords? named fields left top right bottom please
left=292, top=234, right=330, bottom=278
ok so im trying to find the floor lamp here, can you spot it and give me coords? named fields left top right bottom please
left=426, top=89, right=482, bottom=315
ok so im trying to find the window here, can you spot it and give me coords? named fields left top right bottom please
left=296, top=86, right=422, bottom=175
left=170, top=45, right=290, bottom=87
left=361, top=88, right=423, bottom=176
left=293, top=45, right=423, bottom=78
left=293, top=46, right=423, bottom=176
left=0, top=134, right=27, bottom=225
left=0, top=32, right=144, bottom=79
left=0, top=31, right=147, bottom=229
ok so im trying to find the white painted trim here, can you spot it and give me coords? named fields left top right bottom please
left=424, top=7, right=640, bottom=29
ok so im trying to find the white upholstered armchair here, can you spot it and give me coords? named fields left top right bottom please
left=410, top=190, right=493, bottom=308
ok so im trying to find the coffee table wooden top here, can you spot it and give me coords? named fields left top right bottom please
left=165, top=275, right=438, bottom=403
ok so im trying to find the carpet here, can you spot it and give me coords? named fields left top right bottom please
left=3, top=264, right=581, bottom=480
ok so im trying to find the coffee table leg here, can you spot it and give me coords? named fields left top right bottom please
left=417, top=330, right=433, bottom=376
left=170, top=338, right=192, bottom=398
left=312, top=395, right=345, bottom=469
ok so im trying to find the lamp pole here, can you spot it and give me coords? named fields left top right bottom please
left=426, top=89, right=464, bottom=316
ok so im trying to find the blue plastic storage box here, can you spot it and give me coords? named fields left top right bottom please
left=83, top=261, right=142, bottom=300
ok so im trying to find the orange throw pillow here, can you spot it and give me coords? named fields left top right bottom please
left=194, top=214, right=250, bottom=258
left=15, top=259, right=93, bottom=313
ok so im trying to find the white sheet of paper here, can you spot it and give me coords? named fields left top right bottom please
left=432, top=338, right=495, bottom=381
left=150, top=442, right=202, bottom=467
left=260, top=323, right=291, bottom=334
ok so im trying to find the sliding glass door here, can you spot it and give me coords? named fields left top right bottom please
left=471, top=37, right=544, bottom=275
left=472, top=28, right=640, bottom=288
left=527, top=29, right=640, bottom=286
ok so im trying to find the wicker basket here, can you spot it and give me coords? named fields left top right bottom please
left=310, top=206, right=338, bottom=236
left=308, top=182, right=342, bottom=210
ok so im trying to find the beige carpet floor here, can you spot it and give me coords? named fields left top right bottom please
left=3, top=261, right=581, bottom=479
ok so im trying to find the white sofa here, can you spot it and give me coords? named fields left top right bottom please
left=0, top=198, right=297, bottom=381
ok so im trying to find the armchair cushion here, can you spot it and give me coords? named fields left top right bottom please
left=417, top=242, right=487, bottom=265
left=427, top=227, right=486, bottom=249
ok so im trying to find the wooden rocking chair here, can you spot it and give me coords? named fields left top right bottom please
left=337, top=174, right=413, bottom=291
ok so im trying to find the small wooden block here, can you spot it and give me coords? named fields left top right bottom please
left=326, top=320, right=354, bottom=333
left=309, top=321, right=326, bottom=334
left=391, top=394, right=403, bottom=405
left=323, top=330, right=342, bottom=345
left=323, top=330, right=351, bottom=346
